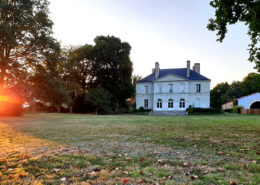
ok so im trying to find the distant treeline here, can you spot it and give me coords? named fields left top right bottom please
left=210, top=73, right=260, bottom=108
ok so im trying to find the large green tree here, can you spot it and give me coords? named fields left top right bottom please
left=210, top=82, right=230, bottom=108
left=241, top=72, right=260, bottom=95
left=0, top=0, right=59, bottom=89
left=0, top=0, right=71, bottom=108
left=63, top=45, right=93, bottom=99
left=208, top=0, right=260, bottom=71
left=89, top=36, right=134, bottom=109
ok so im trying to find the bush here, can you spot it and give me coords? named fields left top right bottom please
left=186, top=107, right=223, bottom=115
left=138, top=107, right=145, bottom=112
left=114, top=107, right=131, bottom=114
left=0, top=102, right=23, bottom=116
left=231, top=105, right=244, bottom=113
left=129, top=107, right=151, bottom=115
left=224, top=109, right=232, bottom=113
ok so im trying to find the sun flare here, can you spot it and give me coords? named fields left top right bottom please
left=0, top=90, right=23, bottom=116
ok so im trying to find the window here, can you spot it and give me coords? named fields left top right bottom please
left=157, top=99, right=162, bottom=108
left=179, top=99, right=185, bottom=108
left=144, top=86, right=148, bottom=94
left=196, top=84, right=201, bottom=93
left=168, top=99, right=173, bottom=108
left=180, top=83, right=185, bottom=92
left=144, top=99, right=148, bottom=108
left=169, top=84, right=173, bottom=93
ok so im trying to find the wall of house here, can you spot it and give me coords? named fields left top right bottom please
left=136, top=78, right=210, bottom=111
left=136, top=83, right=153, bottom=109
left=188, top=81, right=210, bottom=108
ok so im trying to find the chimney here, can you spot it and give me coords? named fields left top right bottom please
left=186, top=60, right=190, bottom=78
left=193, top=63, right=200, bottom=74
left=155, top=62, right=160, bottom=79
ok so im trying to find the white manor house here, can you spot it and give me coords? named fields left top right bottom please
left=136, top=61, right=210, bottom=114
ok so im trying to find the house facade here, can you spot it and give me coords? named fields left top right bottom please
left=136, top=61, right=210, bottom=112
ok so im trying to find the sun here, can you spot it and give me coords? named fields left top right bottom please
left=0, top=95, right=21, bottom=104
left=0, top=89, right=23, bottom=116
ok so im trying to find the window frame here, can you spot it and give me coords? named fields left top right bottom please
left=179, top=98, right=185, bottom=108
left=168, top=99, right=173, bottom=108
left=144, top=99, right=148, bottom=108
left=196, top=84, right=201, bottom=93
left=157, top=99, right=162, bottom=108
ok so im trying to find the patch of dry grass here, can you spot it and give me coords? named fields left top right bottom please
left=0, top=113, right=259, bottom=184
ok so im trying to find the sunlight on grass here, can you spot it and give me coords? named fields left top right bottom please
left=0, top=114, right=259, bottom=184
left=0, top=121, right=58, bottom=184
left=0, top=122, right=54, bottom=158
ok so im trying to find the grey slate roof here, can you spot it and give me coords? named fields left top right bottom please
left=137, top=68, right=210, bottom=83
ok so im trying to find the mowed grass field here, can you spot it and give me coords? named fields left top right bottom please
left=0, top=113, right=259, bottom=185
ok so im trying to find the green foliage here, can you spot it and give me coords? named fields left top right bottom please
left=63, top=45, right=93, bottom=97
left=0, top=0, right=71, bottom=109
left=138, top=106, right=145, bottom=112
left=241, top=72, right=260, bottom=95
left=208, top=0, right=260, bottom=71
left=0, top=0, right=60, bottom=89
left=61, top=36, right=134, bottom=113
left=211, top=73, right=260, bottom=108
left=89, top=36, right=134, bottom=110
left=231, top=105, right=244, bottom=113
left=30, top=67, right=72, bottom=107
left=224, top=108, right=232, bottom=113
left=210, top=82, right=230, bottom=108
left=186, top=107, right=223, bottom=115
left=85, top=88, right=113, bottom=114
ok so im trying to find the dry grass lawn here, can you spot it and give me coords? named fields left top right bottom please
left=0, top=113, right=259, bottom=184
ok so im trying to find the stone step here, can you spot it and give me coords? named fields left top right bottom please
left=150, top=111, right=186, bottom=116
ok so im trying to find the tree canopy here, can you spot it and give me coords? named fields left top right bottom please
left=210, top=72, right=260, bottom=108
left=208, top=0, right=260, bottom=71
left=0, top=0, right=72, bottom=107
left=59, top=36, right=134, bottom=113
left=89, top=36, right=134, bottom=109
left=0, top=0, right=60, bottom=88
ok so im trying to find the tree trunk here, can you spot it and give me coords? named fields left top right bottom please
left=0, top=61, right=6, bottom=89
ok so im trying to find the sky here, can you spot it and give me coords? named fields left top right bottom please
left=48, top=0, right=257, bottom=88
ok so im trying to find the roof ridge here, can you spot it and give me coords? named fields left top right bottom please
left=137, top=67, right=210, bottom=83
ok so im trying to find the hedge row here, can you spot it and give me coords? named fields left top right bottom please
left=186, top=107, right=223, bottom=115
